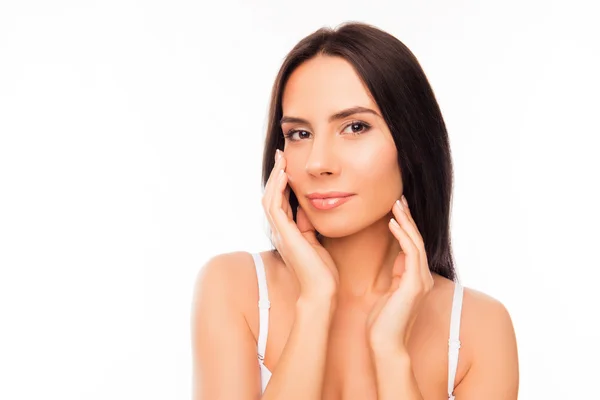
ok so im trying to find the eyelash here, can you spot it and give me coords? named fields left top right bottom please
left=283, top=121, right=371, bottom=142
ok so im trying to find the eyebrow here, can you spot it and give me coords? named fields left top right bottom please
left=280, top=106, right=381, bottom=125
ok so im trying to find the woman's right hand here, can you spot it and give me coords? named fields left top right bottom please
left=262, top=149, right=339, bottom=300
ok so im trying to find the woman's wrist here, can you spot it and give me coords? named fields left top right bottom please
left=371, top=344, right=411, bottom=371
left=296, top=293, right=337, bottom=319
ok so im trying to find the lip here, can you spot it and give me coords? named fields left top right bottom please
left=307, top=194, right=355, bottom=210
left=306, top=191, right=354, bottom=199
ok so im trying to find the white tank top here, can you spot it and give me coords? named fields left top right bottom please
left=252, top=252, right=464, bottom=398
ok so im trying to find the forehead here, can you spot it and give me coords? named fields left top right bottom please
left=281, top=55, right=380, bottom=118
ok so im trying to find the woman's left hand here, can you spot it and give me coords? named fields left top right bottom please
left=366, top=195, right=434, bottom=354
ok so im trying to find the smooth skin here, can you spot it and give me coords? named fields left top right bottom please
left=191, top=55, right=519, bottom=399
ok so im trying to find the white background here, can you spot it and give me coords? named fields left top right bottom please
left=1, top=1, right=598, bottom=399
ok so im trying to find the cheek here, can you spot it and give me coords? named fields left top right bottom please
left=346, top=145, right=402, bottom=217
left=347, top=144, right=400, bottom=189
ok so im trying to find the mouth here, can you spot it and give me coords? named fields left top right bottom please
left=306, top=194, right=355, bottom=210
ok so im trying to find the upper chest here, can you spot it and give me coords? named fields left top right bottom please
left=244, top=253, right=467, bottom=399
left=320, top=302, right=451, bottom=399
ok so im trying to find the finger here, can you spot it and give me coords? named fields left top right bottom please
left=400, top=195, right=412, bottom=218
left=389, top=218, right=428, bottom=301
left=392, top=202, right=424, bottom=251
left=269, top=166, right=301, bottom=245
left=263, top=151, right=285, bottom=218
left=277, top=156, right=292, bottom=219
left=271, top=164, right=291, bottom=223
left=393, top=200, right=430, bottom=286
left=270, top=169, right=287, bottom=246
left=264, top=149, right=283, bottom=195
left=393, top=200, right=425, bottom=256
left=263, top=151, right=285, bottom=245
left=388, top=217, right=419, bottom=287
left=270, top=176, right=316, bottom=268
left=398, top=197, right=433, bottom=286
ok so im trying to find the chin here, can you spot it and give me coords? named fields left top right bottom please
left=311, top=217, right=363, bottom=239
left=314, top=227, right=353, bottom=239
left=309, top=209, right=390, bottom=240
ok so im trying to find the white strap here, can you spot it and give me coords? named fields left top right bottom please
left=252, top=253, right=270, bottom=364
left=447, top=282, right=464, bottom=399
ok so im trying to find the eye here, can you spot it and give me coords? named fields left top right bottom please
left=283, top=121, right=371, bottom=142
left=283, top=129, right=311, bottom=141
left=342, top=121, right=371, bottom=136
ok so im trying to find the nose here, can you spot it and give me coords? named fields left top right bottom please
left=304, top=133, right=340, bottom=177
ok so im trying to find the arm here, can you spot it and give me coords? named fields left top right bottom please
left=366, top=195, right=429, bottom=399
left=191, top=254, right=263, bottom=399
left=371, top=292, right=519, bottom=400
left=191, top=253, right=336, bottom=400
left=453, top=297, right=519, bottom=399
left=261, top=295, right=336, bottom=400
left=371, top=348, right=423, bottom=400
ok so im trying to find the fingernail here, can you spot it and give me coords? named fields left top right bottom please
left=275, top=149, right=280, bottom=161
left=396, top=199, right=404, bottom=211
left=401, top=195, right=408, bottom=208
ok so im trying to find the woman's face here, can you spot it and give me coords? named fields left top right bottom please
left=281, top=54, right=403, bottom=238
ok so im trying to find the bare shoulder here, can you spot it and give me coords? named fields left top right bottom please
left=190, top=251, right=267, bottom=399
left=454, top=284, right=520, bottom=398
left=192, top=249, right=293, bottom=338
left=425, top=276, right=516, bottom=347
left=192, top=251, right=259, bottom=309
left=461, top=286, right=517, bottom=347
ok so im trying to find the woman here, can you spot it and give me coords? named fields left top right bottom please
left=192, top=21, right=519, bottom=399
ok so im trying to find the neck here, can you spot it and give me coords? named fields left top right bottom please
left=320, top=212, right=400, bottom=300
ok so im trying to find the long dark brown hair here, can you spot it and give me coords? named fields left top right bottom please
left=261, top=21, right=456, bottom=281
